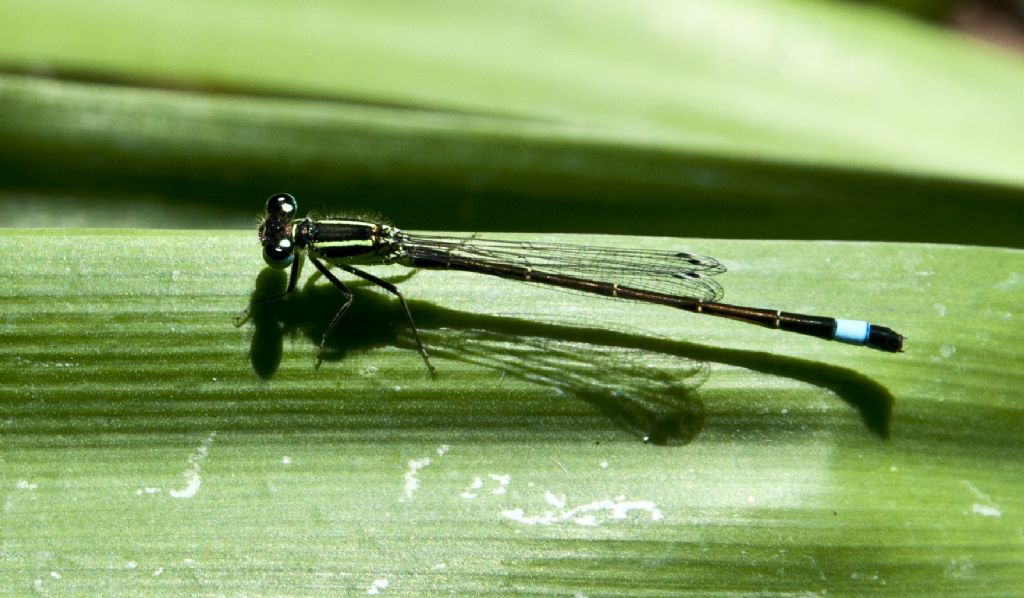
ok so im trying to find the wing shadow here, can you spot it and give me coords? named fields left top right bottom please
left=242, top=269, right=893, bottom=442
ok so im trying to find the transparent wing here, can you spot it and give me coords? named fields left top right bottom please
left=397, top=233, right=726, bottom=302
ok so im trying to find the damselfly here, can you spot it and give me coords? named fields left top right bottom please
left=236, top=193, right=904, bottom=375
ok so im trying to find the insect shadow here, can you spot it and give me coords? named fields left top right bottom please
left=243, top=269, right=893, bottom=443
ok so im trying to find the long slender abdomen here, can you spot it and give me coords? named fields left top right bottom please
left=408, top=253, right=904, bottom=352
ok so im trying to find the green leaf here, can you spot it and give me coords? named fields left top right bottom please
left=2, top=74, right=1023, bottom=246
left=2, top=0, right=1022, bottom=594
left=4, top=0, right=1024, bottom=185
left=3, top=0, right=1024, bottom=241
left=2, top=228, right=1021, bottom=594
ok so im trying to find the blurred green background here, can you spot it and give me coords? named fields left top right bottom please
left=2, top=0, right=1024, bottom=244
left=2, top=1, right=1023, bottom=596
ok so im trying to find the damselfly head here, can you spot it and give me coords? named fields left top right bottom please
left=260, top=193, right=298, bottom=268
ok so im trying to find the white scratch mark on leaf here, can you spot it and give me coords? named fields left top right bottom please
left=460, top=477, right=484, bottom=500
left=502, top=496, right=663, bottom=527
left=971, top=503, right=1002, bottom=518
left=489, top=473, right=511, bottom=495
left=401, top=457, right=431, bottom=502
left=544, top=490, right=566, bottom=509
left=963, top=481, right=1001, bottom=517
left=367, top=578, right=389, bottom=594
left=169, top=432, right=216, bottom=499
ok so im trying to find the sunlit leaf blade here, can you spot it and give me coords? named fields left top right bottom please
left=1, top=229, right=1021, bottom=594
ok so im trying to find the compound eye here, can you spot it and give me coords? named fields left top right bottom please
left=263, top=238, right=295, bottom=269
left=266, top=193, right=297, bottom=219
